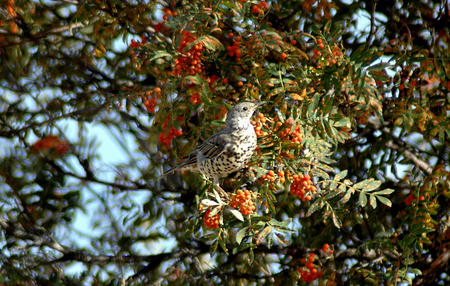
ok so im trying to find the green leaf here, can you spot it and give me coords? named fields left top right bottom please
left=201, top=199, right=219, bottom=206
left=409, top=268, right=422, bottom=275
left=341, top=189, right=354, bottom=203
left=325, top=189, right=342, bottom=200
left=211, top=120, right=226, bottom=126
left=359, top=192, right=367, bottom=207
left=335, top=170, right=348, bottom=181
left=306, top=199, right=324, bottom=216
left=249, top=247, right=255, bottom=264
left=268, top=218, right=289, bottom=228
left=369, top=194, right=377, bottom=209
left=218, top=236, right=228, bottom=254
left=257, top=226, right=272, bottom=243
left=149, top=50, right=172, bottom=61
left=185, top=74, right=203, bottom=85
left=329, top=180, right=337, bottom=190
left=354, top=179, right=369, bottom=190
left=373, top=188, right=395, bottom=195
left=269, top=86, right=286, bottom=96
left=331, top=212, right=342, bottom=228
left=307, top=93, right=320, bottom=118
left=236, top=227, right=248, bottom=245
left=197, top=35, right=224, bottom=51
left=230, top=208, right=244, bottom=221
left=368, top=62, right=391, bottom=71
left=334, top=117, right=351, bottom=128
left=376, top=195, right=392, bottom=207
left=275, top=108, right=286, bottom=122
left=365, top=179, right=382, bottom=192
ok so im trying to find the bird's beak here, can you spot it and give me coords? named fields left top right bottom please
left=256, top=101, right=266, bottom=108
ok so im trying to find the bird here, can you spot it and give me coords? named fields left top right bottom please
left=163, top=101, right=265, bottom=197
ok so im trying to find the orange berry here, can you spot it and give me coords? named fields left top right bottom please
left=280, top=52, right=287, bottom=60
left=203, top=208, right=220, bottom=229
left=238, top=81, right=244, bottom=87
left=251, top=5, right=260, bottom=14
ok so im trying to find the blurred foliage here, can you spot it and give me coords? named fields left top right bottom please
left=0, top=0, right=449, bottom=285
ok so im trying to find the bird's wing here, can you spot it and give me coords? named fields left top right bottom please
left=163, top=129, right=231, bottom=176
left=195, top=131, right=231, bottom=160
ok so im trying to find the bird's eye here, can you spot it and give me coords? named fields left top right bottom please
left=243, top=107, right=248, bottom=111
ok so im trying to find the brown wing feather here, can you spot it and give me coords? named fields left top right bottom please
left=163, top=128, right=231, bottom=175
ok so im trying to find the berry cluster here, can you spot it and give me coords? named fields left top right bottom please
left=162, top=8, right=177, bottom=21
left=405, top=192, right=425, bottom=206
left=143, top=87, right=161, bottom=113
left=276, top=118, right=302, bottom=144
left=298, top=253, right=323, bottom=283
left=290, top=174, right=316, bottom=201
left=251, top=1, right=269, bottom=15
left=203, top=207, right=220, bottom=229
left=260, top=170, right=286, bottom=184
left=158, top=116, right=183, bottom=148
left=190, top=92, right=202, bottom=105
left=251, top=113, right=269, bottom=137
left=31, top=135, right=70, bottom=155
left=253, top=115, right=303, bottom=144
left=322, top=243, right=333, bottom=255
left=313, top=38, right=343, bottom=68
left=144, top=96, right=157, bottom=113
left=173, top=30, right=203, bottom=76
left=226, top=35, right=242, bottom=62
left=230, top=189, right=256, bottom=216
left=130, top=35, right=147, bottom=49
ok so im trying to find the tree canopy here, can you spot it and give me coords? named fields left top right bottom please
left=0, top=0, right=449, bottom=285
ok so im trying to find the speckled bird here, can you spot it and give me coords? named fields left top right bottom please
left=163, top=101, right=265, bottom=192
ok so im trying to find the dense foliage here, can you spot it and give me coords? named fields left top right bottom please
left=1, top=0, right=449, bottom=285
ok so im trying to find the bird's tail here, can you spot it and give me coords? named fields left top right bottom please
left=160, top=155, right=197, bottom=178
left=161, top=166, right=178, bottom=177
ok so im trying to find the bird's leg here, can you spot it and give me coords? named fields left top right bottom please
left=214, top=184, right=229, bottom=201
left=213, top=178, right=229, bottom=201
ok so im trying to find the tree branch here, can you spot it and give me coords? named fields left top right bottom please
left=0, top=22, right=85, bottom=49
left=365, top=0, right=377, bottom=49
left=0, top=104, right=107, bottom=138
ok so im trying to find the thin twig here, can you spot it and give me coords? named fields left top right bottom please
left=0, top=22, right=85, bottom=48
left=366, top=0, right=377, bottom=49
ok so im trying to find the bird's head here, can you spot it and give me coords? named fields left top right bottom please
left=225, top=101, right=265, bottom=128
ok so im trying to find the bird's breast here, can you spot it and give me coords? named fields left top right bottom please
left=197, top=126, right=257, bottom=179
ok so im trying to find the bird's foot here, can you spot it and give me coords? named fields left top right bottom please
left=213, top=184, right=229, bottom=202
